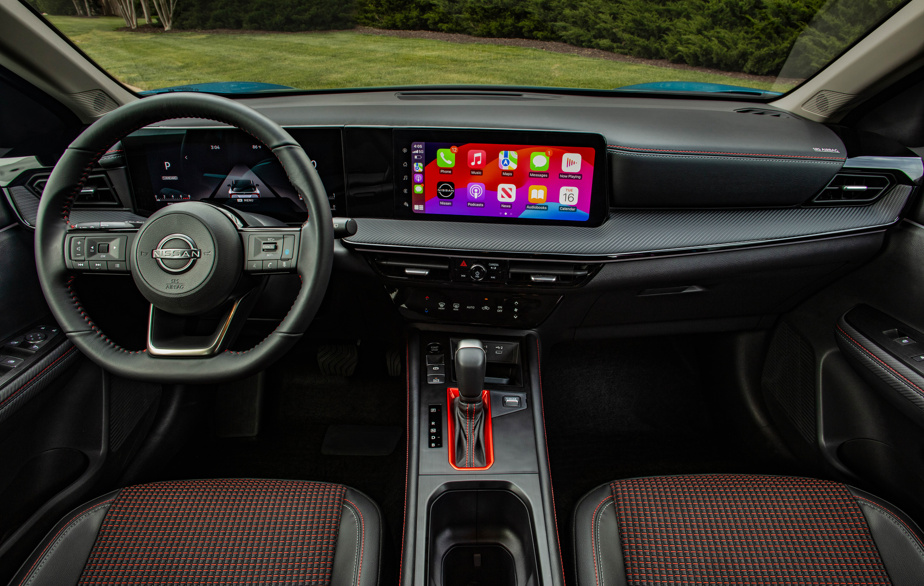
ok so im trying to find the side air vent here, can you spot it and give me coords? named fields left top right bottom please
left=373, top=255, right=451, bottom=281
left=507, top=261, right=594, bottom=286
left=735, top=108, right=793, bottom=119
left=812, top=173, right=892, bottom=204
left=25, top=172, right=120, bottom=206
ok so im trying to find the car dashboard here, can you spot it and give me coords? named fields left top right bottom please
left=2, top=90, right=922, bottom=336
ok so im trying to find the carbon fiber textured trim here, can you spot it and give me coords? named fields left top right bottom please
left=0, top=341, right=80, bottom=423
left=762, top=322, right=817, bottom=445
left=346, top=185, right=910, bottom=257
left=836, top=316, right=924, bottom=420
left=4, top=186, right=144, bottom=228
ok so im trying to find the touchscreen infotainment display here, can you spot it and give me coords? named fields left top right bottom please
left=395, top=130, right=606, bottom=226
left=412, top=141, right=596, bottom=222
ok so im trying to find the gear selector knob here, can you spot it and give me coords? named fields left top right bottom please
left=455, top=339, right=486, bottom=404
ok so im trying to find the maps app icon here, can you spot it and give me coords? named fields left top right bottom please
left=498, top=151, right=518, bottom=170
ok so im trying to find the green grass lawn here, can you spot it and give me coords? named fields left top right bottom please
left=50, top=16, right=786, bottom=92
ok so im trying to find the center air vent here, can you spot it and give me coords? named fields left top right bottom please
left=812, top=173, right=892, bottom=204
left=373, top=255, right=451, bottom=281
left=506, top=261, right=594, bottom=286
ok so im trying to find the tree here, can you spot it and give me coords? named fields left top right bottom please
left=151, top=0, right=178, bottom=30
left=111, top=0, right=136, bottom=28
left=140, top=0, right=154, bottom=24
left=70, top=0, right=84, bottom=15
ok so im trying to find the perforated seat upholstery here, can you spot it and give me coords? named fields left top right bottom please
left=10, top=479, right=380, bottom=586
left=573, top=474, right=924, bottom=586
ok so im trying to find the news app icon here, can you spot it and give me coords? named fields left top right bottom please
left=497, top=183, right=516, bottom=203
left=528, top=185, right=547, bottom=204
left=562, top=153, right=582, bottom=172
left=468, top=150, right=487, bottom=169
left=498, top=151, right=518, bottom=170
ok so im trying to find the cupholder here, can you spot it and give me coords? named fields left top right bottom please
left=427, top=484, right=539, bottom=586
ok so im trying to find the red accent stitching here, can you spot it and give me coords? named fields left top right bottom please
left=0, top=346, right=77, bottom=410
left=591, top=494, right=614, bottom=586
left=398, top=340, right=409, bottom=586
left=17, top=498, right=115, bottom=586
left=837, top=324, right=924, bottom=399
left=536, top=338, right=567, bottom=586
left=344, top=499, right=365, bottom=586
left=854, top=496, right=924, bottom=551
left=607, top=145, right=846, bottom=161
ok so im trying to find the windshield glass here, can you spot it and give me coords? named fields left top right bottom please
left=28, top=0, right=908, bottom=96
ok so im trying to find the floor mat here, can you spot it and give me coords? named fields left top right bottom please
left=161, top=339, right=407, bottom=584
left=541, top=337, right=809, bottom=582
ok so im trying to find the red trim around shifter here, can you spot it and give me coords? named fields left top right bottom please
left=446, top=388, right=494, bottom=471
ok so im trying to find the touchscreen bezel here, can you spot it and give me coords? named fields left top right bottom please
left=393, top=129, right=608, bottom=227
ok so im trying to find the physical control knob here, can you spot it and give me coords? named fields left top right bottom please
left=469, top=264, right=486, bottom=281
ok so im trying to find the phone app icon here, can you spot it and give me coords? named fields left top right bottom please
left=498, top=151, right=518, bottom=170
left=413, top=173, right=424, bottom=183
left=559, top=186, right=579, bottom=205
left=497, top=183, right=516, bottom=203
left=468, top=150, right=487, bottom=169
left=528, top=185, right=547, bottom=204
left=530, top=152, right=550, bottom=171
left=413, top=162, right=423, bottom=172
left=467, top=183, right=486, bottom=200
left=437, top=182, right=455, bottom=199
left=437, top=149, right=456, bottom=168
left=562, top=153, right=582, bottom=172
left=413, top=184, right=424, bottom=194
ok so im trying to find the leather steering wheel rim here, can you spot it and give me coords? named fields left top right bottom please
left=34, top=92, right=333, bottom=384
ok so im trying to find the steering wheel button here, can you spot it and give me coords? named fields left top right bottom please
left=89, top=260, right=107, bottom=271
left=107, top=261, right=128, bottom=272
left=247, top=260, right=263, bottom=272
left=279, top=260, right=293, bottom=270
left=69, top=237, right=86, bottom=260
left=264, top=260, right=278, bottom=271
left=282, top=235, right=295, bottom=260
left=71, top=260, right=88, bottom=270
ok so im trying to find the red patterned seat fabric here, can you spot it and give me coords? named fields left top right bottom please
left=77, top=479, right=346, bottom=585
left=608, top=474, right=891, bottom=585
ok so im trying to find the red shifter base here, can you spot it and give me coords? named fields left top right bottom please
left=446, top=388, right=494, bottom=470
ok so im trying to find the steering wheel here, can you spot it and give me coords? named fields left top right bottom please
left=34, top=93, right=333, bottom=383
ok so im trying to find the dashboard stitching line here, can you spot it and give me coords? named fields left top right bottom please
left=607, top=145, right=846, bottom=160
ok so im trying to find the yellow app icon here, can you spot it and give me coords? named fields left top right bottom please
left=528, top=185, right=547, bottom=204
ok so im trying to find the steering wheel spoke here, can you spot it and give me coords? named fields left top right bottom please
left=240, top=227, right=301, bottom=274
left=147, top=291, right=255, bottom=357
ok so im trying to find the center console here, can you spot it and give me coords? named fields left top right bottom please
left=403, top=327, right=564, bottom=586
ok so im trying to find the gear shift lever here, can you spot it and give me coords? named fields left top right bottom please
left=452, top=339, right=488, bottom=468
left=455, top=340, right=486, bottom=405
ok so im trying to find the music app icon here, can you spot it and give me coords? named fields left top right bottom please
left=468, top=149, right=487, bottom=169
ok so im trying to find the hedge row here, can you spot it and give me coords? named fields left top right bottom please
left=38, top=0, right=904, bottom=77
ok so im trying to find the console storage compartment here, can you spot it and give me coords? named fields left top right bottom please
left=428, top=484, right=539, bottom=586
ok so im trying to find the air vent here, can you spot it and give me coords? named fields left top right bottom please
left=812, top=173, right=892, bottom=204
left=25, top=172, right=119, bottom=206
left=735, top=108, right=792, bottom=119
left=373, top=255, right=451, bottom=281
left=507, top=261, right=593, bottom=286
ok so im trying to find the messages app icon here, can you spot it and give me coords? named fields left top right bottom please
left=530, top=152, right=550, bottom=171
left=437, top=149, right=456, bottom=168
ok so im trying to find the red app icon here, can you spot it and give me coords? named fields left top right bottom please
left=468, top=149, right=487, bottom=169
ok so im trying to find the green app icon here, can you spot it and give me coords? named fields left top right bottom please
left=413, top=184, right=424, bottom=194
left=437, top=149, right=456, bottom=168
left=530, top=152, right=550, bottom=171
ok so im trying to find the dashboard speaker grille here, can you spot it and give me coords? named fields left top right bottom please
left=69, top=89, right=119, bottom=117
left=801, top=90, right=854, bottom=117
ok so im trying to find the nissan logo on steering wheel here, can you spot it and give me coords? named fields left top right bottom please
left=152, top=233, right=202, bottom=273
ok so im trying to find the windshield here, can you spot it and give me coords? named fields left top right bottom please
left=28, top=0, right=908, bottom=96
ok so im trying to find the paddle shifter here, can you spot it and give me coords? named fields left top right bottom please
left=453, top=339, right=487, bottom=468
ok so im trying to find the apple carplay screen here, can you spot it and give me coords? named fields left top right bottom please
left=125, top=128, right=344, bottom=223
left=395, top=129, right=607, bottom=226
